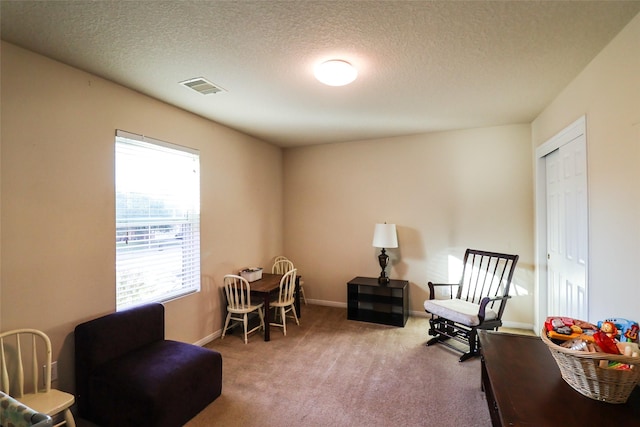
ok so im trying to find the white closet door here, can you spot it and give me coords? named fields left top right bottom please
left=546, top=134, right=588, bottom=320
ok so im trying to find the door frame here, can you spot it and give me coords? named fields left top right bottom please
left=534, top=115, right=588, bottom=334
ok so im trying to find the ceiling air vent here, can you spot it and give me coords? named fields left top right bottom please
left=179, top=77, right=225, bottom=95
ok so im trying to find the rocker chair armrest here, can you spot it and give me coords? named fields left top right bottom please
left=478, top=295, right=512, bottom=323
left=427, top=282, right=459, bottom=300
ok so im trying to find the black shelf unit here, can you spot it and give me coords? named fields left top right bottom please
left=347, top=276, right=409, bottom=327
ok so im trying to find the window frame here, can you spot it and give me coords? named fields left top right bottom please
left=115, top=130, right=201, bottom=311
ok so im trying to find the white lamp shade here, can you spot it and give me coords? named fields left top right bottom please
left=372, top=223, right=398, bottom=248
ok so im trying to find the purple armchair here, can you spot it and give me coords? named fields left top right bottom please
left=74, top=303, right=222, bottom=427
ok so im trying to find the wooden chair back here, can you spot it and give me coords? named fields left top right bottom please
left=224, top=274, right=254, bottom=312
left=0, top=328, right=76, bottom=425
left=1, top=329, right=52, bottom=397
left=455, top=249, right=519, bottom=319
left=272, top=259, right=294, bottom=275
left=276, top=269, right=297, bottom=304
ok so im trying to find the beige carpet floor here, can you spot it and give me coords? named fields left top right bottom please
left=184, top=304, right=492, bottom=427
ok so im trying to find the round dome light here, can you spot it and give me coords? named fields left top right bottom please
left=314, top=60, right=357, bottom=86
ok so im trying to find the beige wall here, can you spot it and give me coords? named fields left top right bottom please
left=4, top=12, right=636, bottom=396
left=532, top=14, right=640, bottom=322
left=283, top=125, right=535, bottom=327
left=0, top=42, right=283, bottom=391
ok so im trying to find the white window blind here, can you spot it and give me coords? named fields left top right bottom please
left=115, top=130, right=200, bottom=311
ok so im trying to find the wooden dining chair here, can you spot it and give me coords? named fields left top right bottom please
left=272, top=258, right=294, bottom=274
left=270, top=269, right=299, bottom=336
left=273, top=256, right=307, bottom=305
left=222, top=274, right=265, bottom=344
left=0, top=329, right=76, bottom=426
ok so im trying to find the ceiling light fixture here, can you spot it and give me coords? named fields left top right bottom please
left=314, top=60, right=357, bottom=86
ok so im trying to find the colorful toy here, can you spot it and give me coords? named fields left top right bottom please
left=625, top=323, right=639, bottom=342
left=545, top=317, right=574, bottom=334
left=593, top=331, right=621, bottom=355
left=597, top=318, right=639, bottom=343
left=544, top=316, right=596, bottom=342
left=600, top=321, right=618, bottom=339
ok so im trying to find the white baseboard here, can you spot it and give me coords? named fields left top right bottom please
left=308, top=299, right=346, bottom=308
left=197, top=300, right=534, bottom=345
left=194, top=331, right=220, bottom=347
left=313, top=300, right=535, bottom=331
left=501, top=320, right=535, bottom=332
left=411, top=309, right=429, bottom=318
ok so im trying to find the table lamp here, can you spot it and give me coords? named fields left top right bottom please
left=372, top=223, right=398, bottom=284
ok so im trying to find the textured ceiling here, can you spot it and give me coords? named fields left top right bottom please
left=1, top=1, right=639, bottom=147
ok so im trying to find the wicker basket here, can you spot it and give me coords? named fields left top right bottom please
left=541, top=330, right=640, bottom=403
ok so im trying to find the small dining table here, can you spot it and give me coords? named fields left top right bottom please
left=249, top=272, right=301, bottom=341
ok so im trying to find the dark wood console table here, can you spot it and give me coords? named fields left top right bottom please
left=479, top=330, right=640, bottom=426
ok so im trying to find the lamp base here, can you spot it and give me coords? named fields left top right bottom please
left=378, top=248, right=390, bottom=285
left=378, top=276, right=390, bottom=285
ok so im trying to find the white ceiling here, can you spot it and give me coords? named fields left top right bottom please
left=1, top=1, right=639, bottom=147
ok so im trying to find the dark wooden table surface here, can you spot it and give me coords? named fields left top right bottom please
left=249, top=272, right=301, bottom=341
left=479, top=330, right=640, bottom=426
